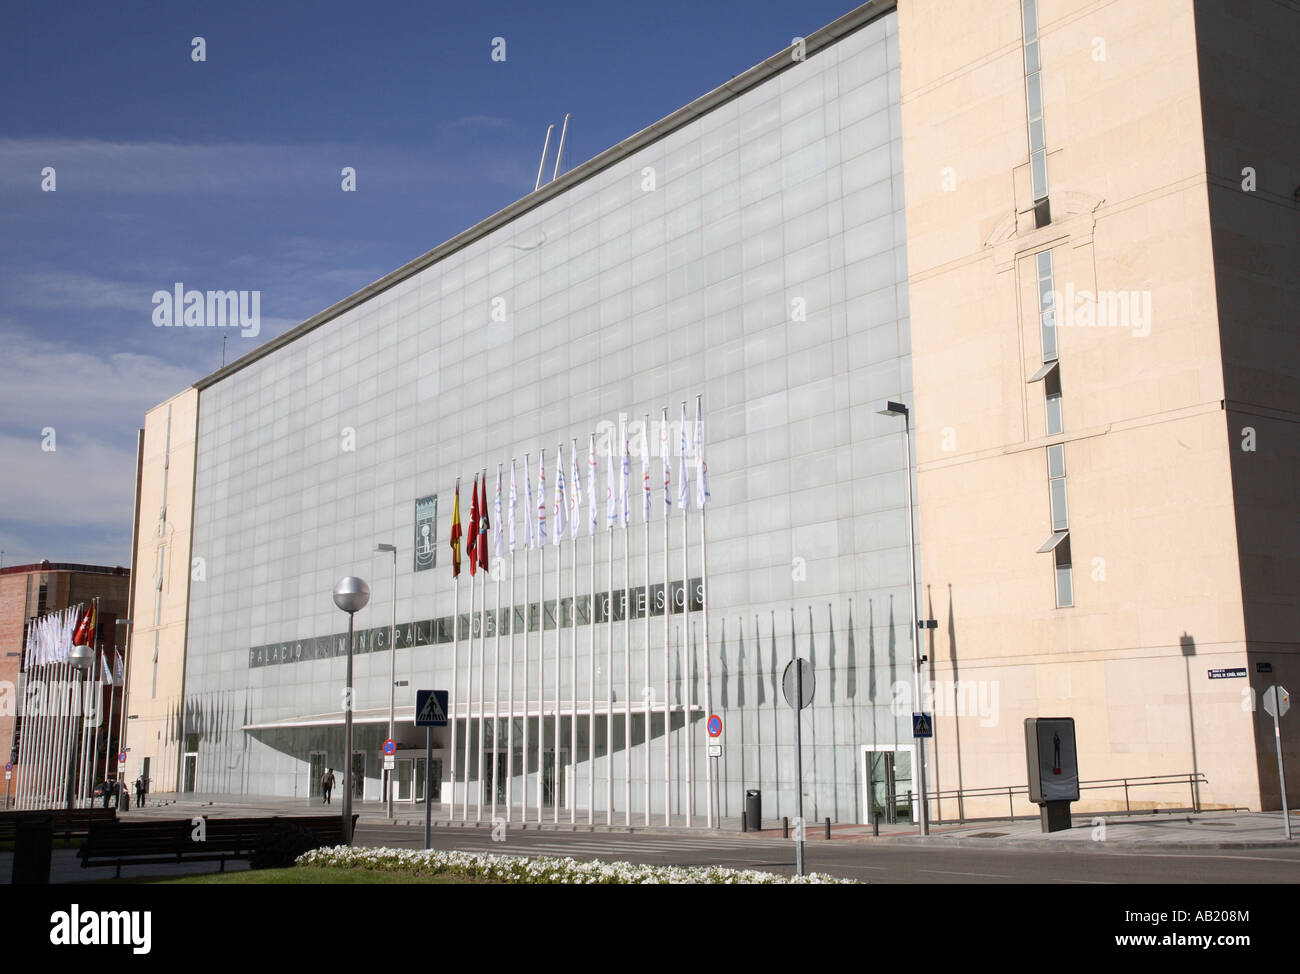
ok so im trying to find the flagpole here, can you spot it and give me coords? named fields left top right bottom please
left=569, top=438, right=578, bottom=825
left=621, top=437, right=632, bottom=826
left=680, top=403, right=692, bottom=828
left=536, top=448, right=545, bottom=825
left=587, top=434, right=595, bottom=821
left=104, top=650, right=117, bottom=787
left=30, top=660, right=41, bottom=806
left=507, top=459, right=517, bottom=824
left=587, top=439, right=596, bottom=825
left=643, top=413, right=652, bottom=826
left=623, top=512, right=631, bottom=826
left=521, top=455, right=531, bottom=823
left=53, top=661, right=67, bottom=809
left=698, top=394, right=715, bottom=828
left=477, top=474, right=488, bottom=824
left=536, top=531, right=544, bottom=825
left=492, top=470, right=502, bottom=824
left=661, top=406, right=671, bottom=826
left=58, top=660, right=71, bottom=809
left=27, top=655, right=40, bottom=807
left=450, top=477, right=461, bottom=821
left=605, top=448, right=614, bottom=825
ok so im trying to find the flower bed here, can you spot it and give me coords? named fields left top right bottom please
left=296, top=845, right=856, bottom=884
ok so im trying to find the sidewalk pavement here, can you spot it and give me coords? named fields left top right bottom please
left=119, top=793, right=1299, bottom=850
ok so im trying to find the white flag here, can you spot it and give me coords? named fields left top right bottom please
left=621, top=439, right=630, bottom=526
left=641, top=414, right=652, bottom=522
left=494, top=464, right=504, bottom=559
left=523, top=455, right=534, bottom=550
left=508, top=459, right=518, bottom=551
left=678, top=401, right=691, bottom=513
left=101, top=651, right=113, bottom=686
left=553, top=443, right=566, bottom=545
left=587, top=433, right=598, bottom=536
left=569, top=439, right=581, bottom=541
left=660, top=407, right=672, bottom=514
left=113, top=651, right=124, bottom=685
left=536, top=449, right=548, bottom=547
left=694, top=397, right=710, bottom=508
left=606, top=443, right=617, bottom=529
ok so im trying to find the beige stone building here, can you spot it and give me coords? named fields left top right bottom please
left=120, top=389, right=199, bottom=795
left=898, top=0, right=1297, bottom=814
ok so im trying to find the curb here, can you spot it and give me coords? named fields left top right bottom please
left=875, top=835, right=1300, bottom=852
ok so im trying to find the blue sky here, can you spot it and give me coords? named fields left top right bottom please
left=0, top=0, right=857, bottom=569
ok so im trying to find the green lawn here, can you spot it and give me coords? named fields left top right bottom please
left=104, top=865, right=495, bottom=885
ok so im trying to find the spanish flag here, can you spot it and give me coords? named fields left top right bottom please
left=450, top=479, right=462, bottom=578
left=72, top=600, right=97, bottom=647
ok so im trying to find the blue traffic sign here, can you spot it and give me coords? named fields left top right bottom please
left=707, top=714, right=722, bottom=737
left=382, top=739, right=397, bottom=755
left=912, top=712, right=933, bottom=738
left=415, top=689, right=449, bottom=727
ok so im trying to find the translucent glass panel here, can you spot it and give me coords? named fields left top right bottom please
left=1022, top=0, right=1048, bottom=202
left=1037, top=250, right=1057, bottom=363
left=1049, top=475, right=1069, bottom=532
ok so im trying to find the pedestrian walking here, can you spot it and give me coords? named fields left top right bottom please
left=321, top=768, right=335, bottom=805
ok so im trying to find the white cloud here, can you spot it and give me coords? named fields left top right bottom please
left=0, top=327, right=200, bottom=564
left=0, top=137, right=530, bottom=196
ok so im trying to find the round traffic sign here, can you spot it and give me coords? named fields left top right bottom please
left=4, top=761, right=11, bottom=772
left=118, top=751, right=127, bottom=763
left=707, top=715, right=722, bottom=737
left=382, top=739, right=397, bottom=755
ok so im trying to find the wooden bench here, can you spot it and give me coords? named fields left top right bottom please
left=77, top=814, right=357, bottom=878
left=0, top=807, right=117, bottom=843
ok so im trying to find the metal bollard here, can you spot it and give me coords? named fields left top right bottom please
left=873, top=812, right=880, bottom=837
left=740, top=811, right=747, bottom=833
left=782, top=816, right=789, bottom=839
left=825, top=817, right=831, bottom=840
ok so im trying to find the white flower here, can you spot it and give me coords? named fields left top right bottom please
left=295, top=845, right=855, bottom=884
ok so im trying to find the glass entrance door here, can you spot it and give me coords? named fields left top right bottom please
left=862, top=745, right=916, bottom=824
left=309, top=751, right=326, bottom=799
left=420, top=758, right=442, bottom=804
left=395, top=759, right=413, bottom=801
left=542, top=749, right=568, bottom=809
left=351, top=751, right=365, bottom=799
left=482, top=752, right=507, bottom=805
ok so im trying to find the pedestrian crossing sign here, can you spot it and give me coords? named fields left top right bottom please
left=416, top=689, right=449, bottom=727
left=912, top=712, right=933, bottom=738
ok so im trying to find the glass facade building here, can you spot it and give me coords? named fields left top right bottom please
left=155, top=6, right=921, bottom=824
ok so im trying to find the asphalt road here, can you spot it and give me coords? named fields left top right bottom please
left=353, top=823, right=1300, bottom=883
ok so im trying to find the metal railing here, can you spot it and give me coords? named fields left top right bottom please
left=922, top=772, right=1210, bottom=825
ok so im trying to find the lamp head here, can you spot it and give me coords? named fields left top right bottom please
left=875, top=400, right=909, bottom=418
left=333, top=577, right=371, bottom=614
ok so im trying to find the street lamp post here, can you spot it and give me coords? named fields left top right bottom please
left=333, top=576, right=370, bottom=845
left=375, top=544, right=397, bottom=819
left=876, top=400, right=929, bottom=837
left=67, top=644, right=95, bottom=811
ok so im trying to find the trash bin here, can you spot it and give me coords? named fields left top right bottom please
left=745, top=789, right=761, bottom=832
